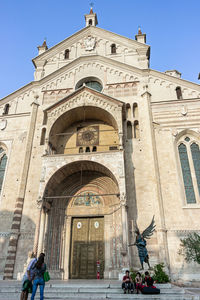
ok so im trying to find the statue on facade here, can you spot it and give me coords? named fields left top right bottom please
left=129, top=216, right=156, bottom=270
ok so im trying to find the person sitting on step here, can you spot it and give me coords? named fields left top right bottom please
left=122, top=270, right=134, bottom=294
left=141, top=271, right=160, bottom=294
left=135, top=272, right=143, bottom=294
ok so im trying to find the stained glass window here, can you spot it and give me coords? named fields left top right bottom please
left=85, top=81, right=102, bottom=92
left=191, top=143, right=200, bottom=195
left=0, top=153, right=7, bottom=192
left=185, top=137, right=190, bottom=142
left=178, top=143, right=196, bottom=203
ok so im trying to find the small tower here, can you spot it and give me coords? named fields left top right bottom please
left=37, top=39, right=48, bottom=55
left=84, top=4, right=98, bottom=27
left=135, top=26, right=146, bottom=44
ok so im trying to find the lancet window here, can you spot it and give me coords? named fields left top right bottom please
left=178, top=135, right=200, bottom=204
left=111, top=44, right=116, bottom=54
left=0, top=147, right=7, bottom=193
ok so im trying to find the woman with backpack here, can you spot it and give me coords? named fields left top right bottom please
left=20, top=251, right=37, bottom=300
left=31, top=253, right=46, bottom=300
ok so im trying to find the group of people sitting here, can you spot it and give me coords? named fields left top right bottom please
left=122, top=270, right=160, bottom=294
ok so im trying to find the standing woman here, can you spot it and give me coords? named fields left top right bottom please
left=31, top=253, right=46, bottom=300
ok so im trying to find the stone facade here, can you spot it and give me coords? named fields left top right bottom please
left=0, top=9, right=200, bottom=281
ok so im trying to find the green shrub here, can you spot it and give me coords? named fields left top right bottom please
left=152, top=263, right=169, bottom=283
left=180, top=233, right=200, bottom=264
left=129, top=268, right=136, bottom=281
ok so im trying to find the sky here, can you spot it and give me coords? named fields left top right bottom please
left=0, top=0, right=200, bottom=99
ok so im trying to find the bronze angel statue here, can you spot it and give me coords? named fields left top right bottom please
left=129, top=216, right=156, bottom=270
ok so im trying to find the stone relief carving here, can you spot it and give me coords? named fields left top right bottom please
left=84, top=36, right=96, bottom=51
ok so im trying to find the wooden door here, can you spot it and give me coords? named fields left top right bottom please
left=70, top=217, right=104, bottom=279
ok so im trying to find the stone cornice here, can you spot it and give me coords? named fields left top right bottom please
left=149, top=69, right=200, bottom=91
left=151, top=98, right=200, bottom=106
left=0, top=112, right=31, bottom=118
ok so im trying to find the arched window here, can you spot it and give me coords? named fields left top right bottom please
left=64, top=49, right=70, bottom=59
left=86, top=147, right=90, bottom=152
left=126, top=103, right=131, bottom=119
left=178, top=135, right=200, bottom=203
left=0, top=147, right=7, bottom=193
left=42, top=112, right=47, bottom=125
left=89, top=19, right=93, bottom=25
left=92, top=146, right=97, bottom=152
left=40, top=128, right=46, bottom=145
left=75, top=77, right=103, bottom=92
left=111, top=44, right=116, bottom=54
left=79, top=147, right=83, bottom=153
left=3, top=104, right=9, bottom=115
left=133, top=103, right=138, bottom=119
left=127, top=121, right=132, bottom=139
left=176, top=86, right=182, bottom=100
left=133, top=121, right=140, bottom=139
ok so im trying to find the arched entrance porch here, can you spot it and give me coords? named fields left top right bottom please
left=38, top=160, right=127, bottom=279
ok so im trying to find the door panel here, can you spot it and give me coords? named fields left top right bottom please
left=70, top=217, right=104, bottom=279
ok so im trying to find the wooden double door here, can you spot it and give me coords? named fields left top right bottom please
left=70, top=217, right=104, bottom=279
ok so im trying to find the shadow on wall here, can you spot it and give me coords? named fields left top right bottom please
left=0, top=210, right=36, bottom=280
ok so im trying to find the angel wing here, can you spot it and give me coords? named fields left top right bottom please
left=142, top=216, right=156, bottom=239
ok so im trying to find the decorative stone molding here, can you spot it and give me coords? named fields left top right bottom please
left=0, top=232, right=11, bottom=238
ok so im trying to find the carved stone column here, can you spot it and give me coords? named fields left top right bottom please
left=119, top=132, right=123, bottom=150
left=63, top=216, right=72, bottom=280
left=33, top=198, right=43, bottom=255
left=37, top=208, right=46, bottom=255
left=120, top=193, right=128, bottom=250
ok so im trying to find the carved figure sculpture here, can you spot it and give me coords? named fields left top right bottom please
left=129, top=216, right=156, bottom=270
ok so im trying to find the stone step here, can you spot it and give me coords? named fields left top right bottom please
left=0, top=286, right=184, bottom=294
left=0, top=281, right=198, bottom=300
left=0, top=292, right=198, bottom=300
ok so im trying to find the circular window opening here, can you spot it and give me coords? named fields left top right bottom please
left=76, top=77, right=103, bottom=92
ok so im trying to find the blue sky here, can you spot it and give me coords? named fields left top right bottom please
left=0, top=0, right=199, bottom=99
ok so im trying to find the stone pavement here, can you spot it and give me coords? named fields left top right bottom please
left=0, top=280, right=199, bottom=300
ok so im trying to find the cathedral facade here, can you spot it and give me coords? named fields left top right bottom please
left=0, top=9, right=200, bottom=281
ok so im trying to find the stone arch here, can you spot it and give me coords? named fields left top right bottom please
left=174, top=129, right=200, bottom=144
left=48, top=104, right=120, bottom=153
left=42, top=160, right=122, bottom=277
left=44, top=160, right=119, bottom=199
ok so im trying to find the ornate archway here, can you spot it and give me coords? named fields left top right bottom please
left=38, top=160, right=128, bottom=279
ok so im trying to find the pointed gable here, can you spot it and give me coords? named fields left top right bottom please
left=32, top=26, right=150, bottom=80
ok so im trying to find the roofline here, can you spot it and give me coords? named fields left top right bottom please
left=32, top=25, right=149, bottom=63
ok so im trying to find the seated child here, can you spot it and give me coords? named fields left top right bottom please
left=122, top=270, right=134, bottom=294
left=135, top=272, right=143, bottom=294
